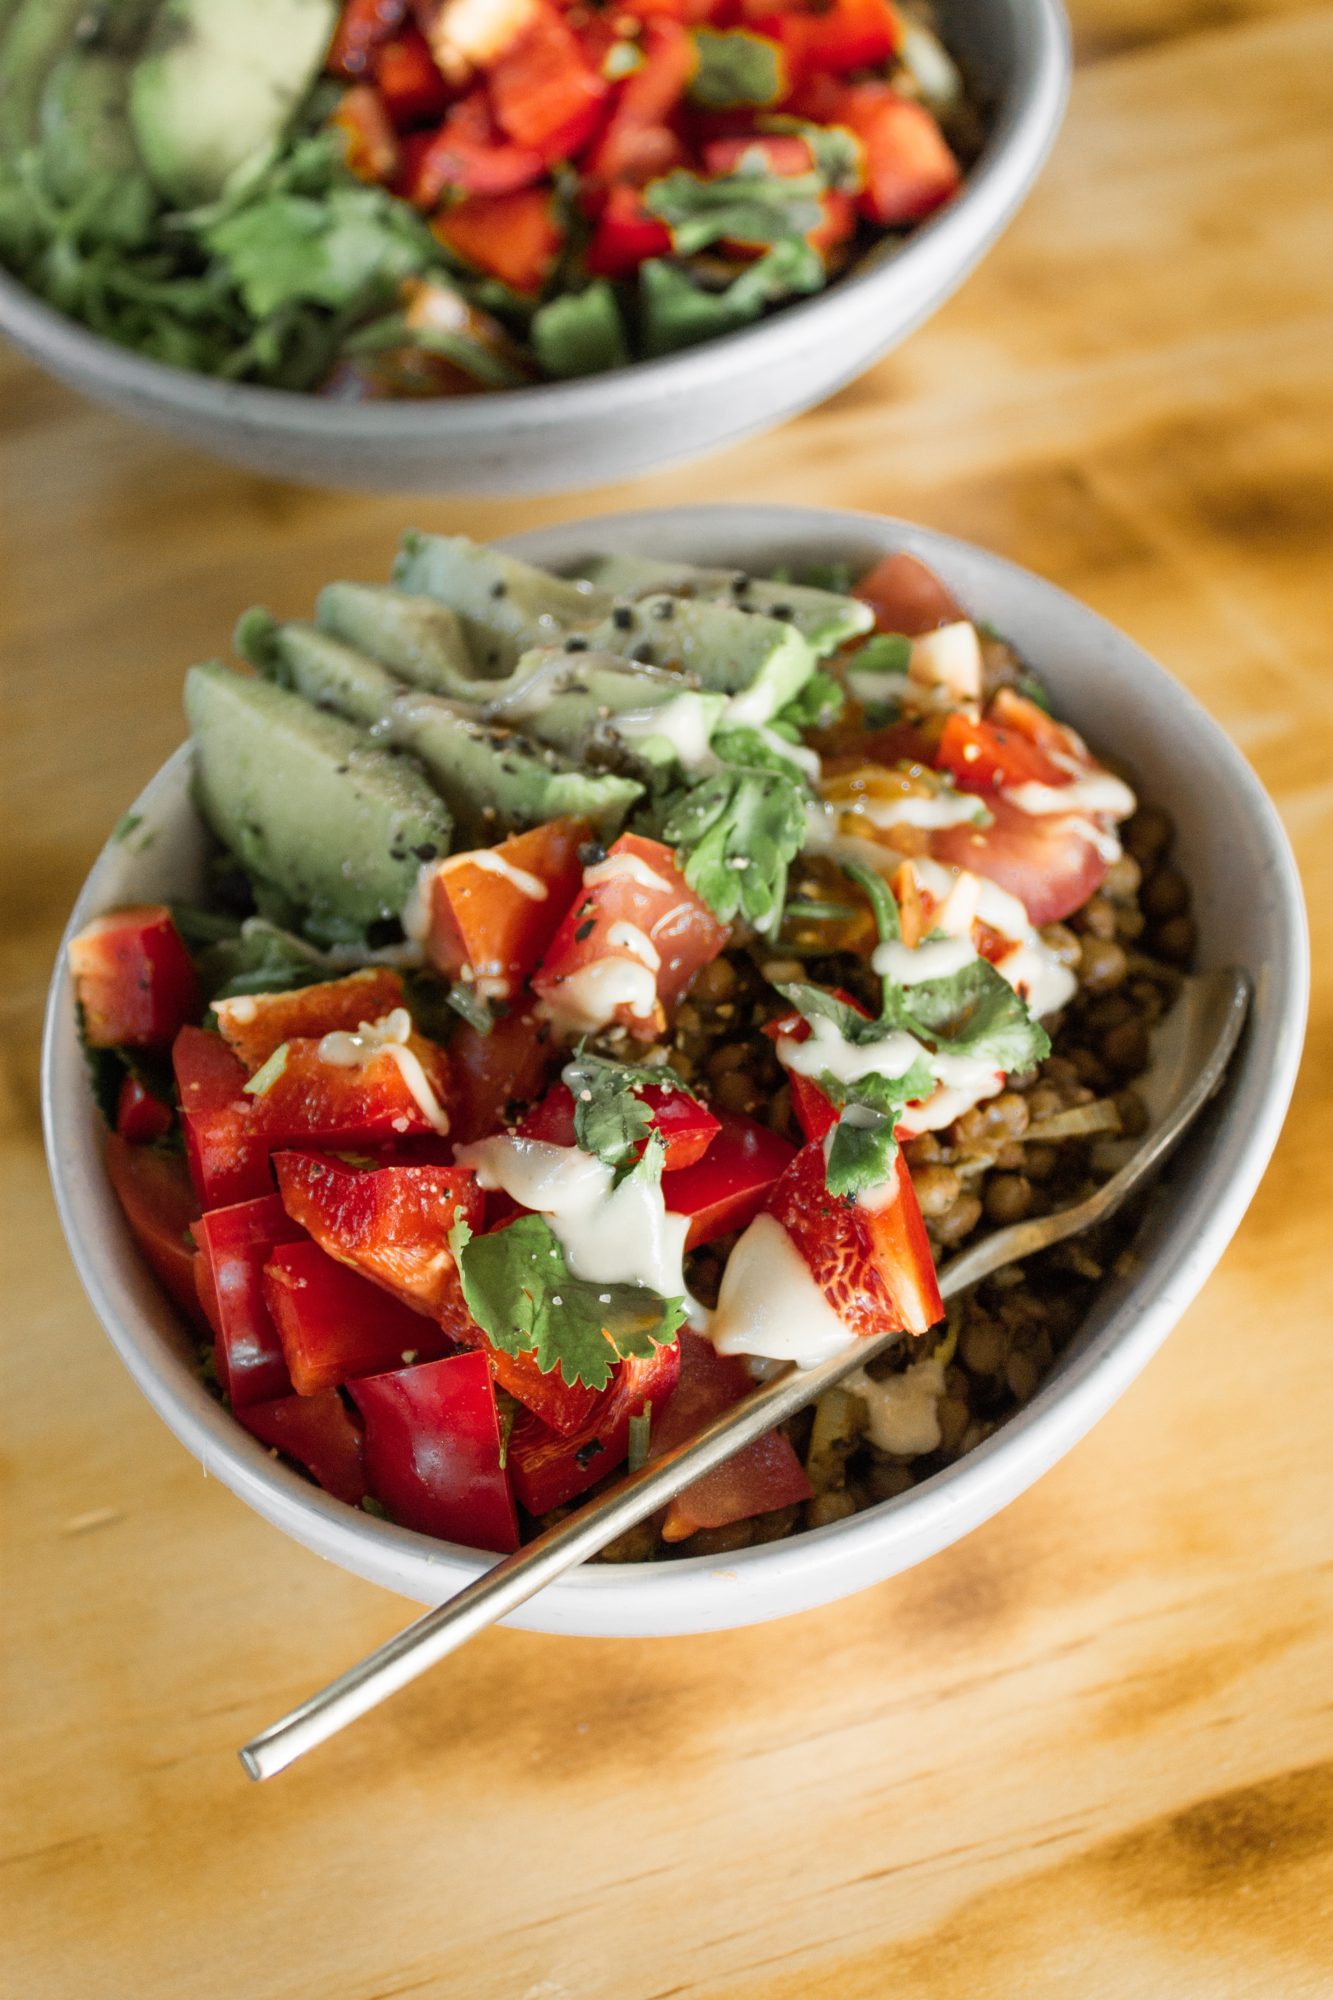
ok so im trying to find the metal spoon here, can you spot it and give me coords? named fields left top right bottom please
left=239, top=966, right=1249, bottom=1782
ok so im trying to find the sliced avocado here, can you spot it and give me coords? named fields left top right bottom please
left=0, top=0, right=96, bottom=150
left=38, top=49, right=143, bottom=204
left=130, top=0, right=338, bottom=206
left=393, top=532, right=614, bottom=675
left=578, top=553, right=874, bottom=657
left=486, top=647, right=724, bottom=770
left=185, top=661, right=452, bottom=936
left=314, top=583, right=476, bottom=693
left=238, top=613, right=644, bottom=845
left=583, top=594, right=816, bottom=722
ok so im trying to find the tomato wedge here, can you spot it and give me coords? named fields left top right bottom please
left=655, top=1330, right=812, bottom=1542
left=766, top=1141, right=942, bottom=1340
left=532, top=833, right=728, bottom=1040
left=854, top=550, right=964, bottom=636
left=197, top=1194, right=305, bottom=1407
left=236, top=1389, right=368, bottom=1507
left=69, top=904, right=198, bottom=1049
left=660, top=1110, right=797, bottom=1248
left=264, top=1239, right=452, bottom=1396
left=936, top=711, right=1068, bottom=794
left=104, top=1133, right=202, bottom=1322
left=507, top=1340, right=681, bottom=1516
left=519, top=1078, right=720, bottom=1171
left=212, top=968, right=405, bottom=1072
left=173, top=1025, right=274, bottom=1209
left=420, top=816, right=589, bottom=997
left=349, top=1352, right=519, bottom=1552
left=930, top=794, right=1110, bottom=928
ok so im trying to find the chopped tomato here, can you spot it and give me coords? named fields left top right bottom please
left=115, top=1073, right=173, bottom=1145
left=655, top=1329, right=812, bottom=1541
left=434, top=186, right=564, bottom=293
left=833, top=84, right=961, bottom=226
left=212, top=968, right=406, bottom=1072
left=936, top=711, right=1068, bottom=794
left=273, top=1150, right=481, bottom=1332
left=421, top=816, right=589, bottom=993
left=173, top=1026, right=273, bottom=1209
left=762, top=0, right=900, bottom=78
left=264, top=1239, right=453, bottom=1395
left=374, top=24, right=451, bottom=123
left=407, top=90, right=545, bottom=205
left=854, top=549, right=964, bottom=636
left=236, top=1389, right=368, bottom=1507
left=807, top=187, right=857, bottom=264
left=766, top=1140, right=942, bottom=1339
left=989, top=686, right=1091, bottom=769
left=661, top=1109, right=797, bottom=1247
left=349, top=1351, right=519, bottom=1551
left=245, top=1031, right=453, bottom=1147
left=930, top=795, right=1110, bottom=928
left=702, top=132, right=814, bottom=177
left=448, top=1003, right=558, bottom=1143
left=519, top=1078, right=720, bottom=1171
left=330, top=82, right=401, bottom=181
left=487, top=2, right=609, bottom=158
left=532, top=833, right=728, bottom=1041
left=197, top=1195, right=305, bottom=1407
left=327, top=0, right=408, bottom=79
left=104, top=1133, right=202, bottom=1322
left=69, top=904, right=199, bottom=1050
left=589, top=19, right=697, bottom=184
left=507, top=1340, right=681, bottom=1515
left=584, top=183, right=674, bottom=274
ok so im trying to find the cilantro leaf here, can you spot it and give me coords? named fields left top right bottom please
left=846, top=632, right=912, bottom=677
left=689, top=30, right=785, bottom=110
left=638, top=240, right=824, bottom=358
left=820, top=1059, right=935, bottom=1197
left=449, top=1211, right=687, bottom=1392
left=893, top=957, right=1052, bottom=1075
left=644, top=166, right=824, bottom=254
left=203, top=184, right=433, bottom=320
left=531, top=281, right=630, bottom=380
left=772, top=668, right=845, bottom=735
left=661, top=762, right=808, bottom=933
left=563, top=1054, right=695, bottom=1171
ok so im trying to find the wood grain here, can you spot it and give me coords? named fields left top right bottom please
left=4, top=5, right=1332, bottom=1995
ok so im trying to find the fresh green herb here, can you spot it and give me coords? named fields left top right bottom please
left=783, top=898, right=859, bottom=922
left=242, top=1043, right=290, bottom=1097
left=846, top=632, right=912, bottom=677
left=201, top=178, right=435, bottom=320
left=449, top=1210, right=687, bottom=1393
left=660, top=760, right=808, bottom=933
left=562, top=1053, right=694, bottom=1171
left=445, top=983, right=495, bottom=1035
left=689, top=30, right=785, bottom=110
left=645, top=164, right=824, bottom=254
left=604, top=39, right=646, bottom=79
left=771, top=667, right=845, bottom=734
left=531, top=281, right=629, bottom=379
left=638, top=239, right=824, bottom=357
left=1016, top=673, right=1052, bottom=713
left=112, top=812, right=143, bottom=844
left=195, top=919, right=331, bottom=1003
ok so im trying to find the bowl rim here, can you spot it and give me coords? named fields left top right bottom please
left=41, top=501, right=1308, bottom=1631
left=0, top=0, right=1069, bottom=438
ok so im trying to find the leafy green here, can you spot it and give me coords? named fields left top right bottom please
left=445, top=983, right=494, bottom=1035
left=660, top=761, right=808, bottom=933
left=644, top=164, right=824, bottom=254
left=639, top=241, right=824, bottom=357
left=202, top=183, right=433, bottom=320
left=689, top=30, right=785, bottom=110
left=846, top=632, right=912, bottom=677
left=449, top=1209, right=687, bottom=1393
left=772, top=668, right=845, bottom=735
left=531, top=281, right=629, bottom=379
left=562, top=1053, right=696, bottom=1171
left=242, top=1043, right=290, bottom=1098
left=890, top=957, right=1052, bottom=1076
left=194, top=920, right=331, bottom=1003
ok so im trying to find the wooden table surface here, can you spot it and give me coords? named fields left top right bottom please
left=4, top=4, right=1331, bottom=1994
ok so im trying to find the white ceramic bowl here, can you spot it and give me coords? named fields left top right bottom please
left=42, top=504, right=1308, bottom=1635
left=0, top=0, right=1068, bottom=495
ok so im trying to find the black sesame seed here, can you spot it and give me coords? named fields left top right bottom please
left=564, top=635, right=589, bottom=652
left=577, top=843, right=606, bottom=867
left=772, top=602, right=794, bottom=619
left=413, top=842, right=439, bottom=862
left=629, top=640, right=654, bottom=663
left=574, top=918, right=596, bottom=942
left=730, top=571, right=751, bottom=595
left=653, top=598, right=675, bottom=619
left=490, top=580, right=508, bottom=599
left=612, top=605, right=634, bottom=631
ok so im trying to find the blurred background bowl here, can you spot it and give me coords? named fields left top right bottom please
left=0, top=0, right=1068, bottom=495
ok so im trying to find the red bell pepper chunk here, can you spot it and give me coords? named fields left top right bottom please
left=766, top=1140, right=942, bottom=1341
left=655, top=1329, right=812, bottom=1541
left=327, top=0, right=408, bottom=79
left=407, top=89, right=545, bottom=204
left=447, top=1003, right=558, bottom=1145
left=374, top=24, right=451, bottom=123
left=532, top=833, right=729, bottom=1041
left=836, top=84, right=961, bottom=226
left=172, top=1026, right=275, bottom=1209
left=660, top=1110, right=797, bottom=1249
left=115, top=1072, right=174, bottom=1145
left=854, top=549, right=965, bottom=637
left=194, top=1244, right=221, bottom=1334
left=702, top=133, right=815, bottom=178
left=236, top=1389, right=368, bottom=1507
left=507, top=1340, right=681, bottom=1516
left=69, top=904, right=199, bottom=1050
left=519, top=1078, right=721, bottom=1171
left=349, top=1352, right=519, bottom=1551
left=273, top=1149, right=481, bottom=1329
left=584, top=183, right=674, bottom=276
left=588, top=18, right=696, bottom=185
left=807, top=187, right=857, bottom=264
left=420, top=817, right=589, bottom=996
left=197, top=1195, right=306, bottom=1407
left=330, top=81, right=401, bottom=181
left=104, top=1132, right=202, bottom=1323
left=212, top=967, right=406, bottom=1073
left=764, top=986, right=871, bottom=1144
left=487, top=2, right=609, bottom=157
left=936, top=710, right=1069, bottom=794
left=245, top=1030, right=453, bottom=1147
left=763, top=0, right=901, bottom=79
left=434, top=186, right=564, bottom=293
left=988, top=686, right=1094, bottom=769
left=264, top=1239, right=453, bottom=1396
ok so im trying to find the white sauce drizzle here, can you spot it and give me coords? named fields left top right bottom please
left=706, top=1214, right=855, bottom=1368
left=605, top=921, right=661, bottom=970
left=537, top=957, right=659, bottom=1037
left=315, top=1008, right=451, bottom=1134
left=1004, top=772, right=1136, bottom=821
left=445, top=847, right=548, bottom=899
left=583, top=850, right=674, bottom=895
left=871, top=935, right=978, bottom=986
left=615, top=691, right=723, bottom=769
left=849, top=788, right=989, bottom=831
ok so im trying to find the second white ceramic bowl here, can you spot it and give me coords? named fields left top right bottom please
left=42, top=504, right=1307, bottom=1634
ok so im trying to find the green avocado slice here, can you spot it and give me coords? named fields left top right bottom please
left=576, top=552, right=874, bottom=657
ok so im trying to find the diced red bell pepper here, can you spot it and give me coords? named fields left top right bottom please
left=655, top=1329, right=812, bottom=1541
left=421, top=818, right=589, bottom=994
left=447, top=1003, right=558, bottom=1144
left=584, top=183, right=673, bottom=275
left=988, top=687, right=1092, bottom=770
left=273, top=1149, right=482, bottom=1331
left=172, top=1026, right=274, bottom=1209
left=197, top=1195, right=306, bottom=1407
left=194, top=1245, right=221, bottom=1334
left=104, top=1132, right=202, bottom=1322
left=661, top=1109, right=797, bottom=1249
left=762, top=0, right=901, bottom=79
left=702, top=132, right=814, bottom=177
left=329, top=82, right=401, bottom=182
left=766, top=1140, right=942, bottom=1341
left=833, top=84, right=961, bottom=226
left=462, top=1317, right=603, bottom=1437
left=212, top=968, right=406, bottom=1073
left=807, top=187, right=857, bottom=263
left=245, top=1030, right=453, bottom=1147
left=348, top=1351, right=519, bottom=1551
left=264, top=1239, right=453, bottom=1396
left=69, top=904, right=199, bottom=1050
left=327, top=0, right=409, bottom=79
left=487, top=2, right=609, bottom=157
left=532, top=833, right=729, bottom=1041
left=507, top=1340, right=681, bottom=1515
left=854, top=549, right=965, bottom=636
left=588, top=18, right=696, bottom=184
left=434, top=186, right=564, bottom=293
left=236, top=1389, right=368, bottom=1507
left=115, top=1072, right=174, bottom=1145
left=519, top=1078, right=720, bottom=1171
left=936, top=710, right=1069, bottom=794
left=374, top=24, right=451, bottom=122
left=407, top=89, right=545, bottom=204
